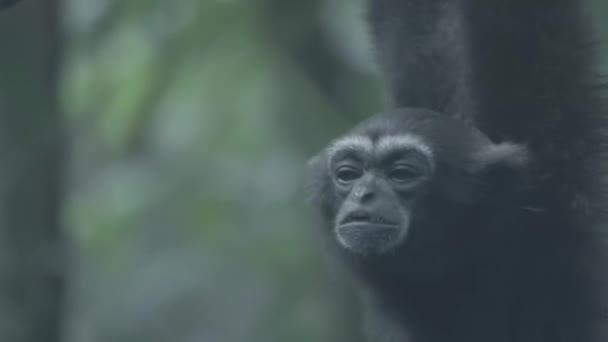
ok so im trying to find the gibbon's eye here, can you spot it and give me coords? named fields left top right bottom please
left=335, top=165, right=363, bottom=184
left=389, top=164, right=423, bottom=184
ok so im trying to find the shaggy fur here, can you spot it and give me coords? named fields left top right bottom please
left=308, top=1, right=608, bottom=341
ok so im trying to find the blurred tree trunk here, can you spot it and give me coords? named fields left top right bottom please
left=256, top=0, right=381, bottom=155
left=258, top=0, right=362, bottom=114
left=0, top=1, right=66, bottom=341
left=256, top=2, right=368, bottom=342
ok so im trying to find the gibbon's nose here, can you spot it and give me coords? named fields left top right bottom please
left=353, top=175, right=379, bottom=204
left=357, top=187, right=375, bottom=203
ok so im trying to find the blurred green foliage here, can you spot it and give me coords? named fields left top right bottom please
left=62, top=0, right=380, bottom=341
left=59, top=0, right=608, bottom=341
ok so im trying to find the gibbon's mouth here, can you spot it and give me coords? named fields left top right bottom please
left=336, top=210, right=405, bottom=255
left=339, top=210, right=399, bottom=228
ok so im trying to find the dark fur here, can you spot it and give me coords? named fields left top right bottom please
left=308, top=0, right=608, bottom=341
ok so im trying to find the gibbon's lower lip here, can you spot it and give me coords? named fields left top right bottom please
left=340, top=212, right=398, bottom=227
left=338, top=222, right=400, bottom=230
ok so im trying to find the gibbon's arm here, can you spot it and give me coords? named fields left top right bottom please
left=368, top=0, right=604, bottom=148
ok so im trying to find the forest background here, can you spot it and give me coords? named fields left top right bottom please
left=0, top=1, right=607, bottom=341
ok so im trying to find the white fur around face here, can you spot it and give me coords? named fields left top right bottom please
left=327, top=134, right=433, bottom=161
left=376, top=135, right=433, bottom=159
left=327, top=133, right=432, bottom=256
left=327, top=135, right=373, bottom=157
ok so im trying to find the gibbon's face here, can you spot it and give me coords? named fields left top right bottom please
left=307, top=109, right=529, bottom=258
left=325, top=133, right=433, bottom=255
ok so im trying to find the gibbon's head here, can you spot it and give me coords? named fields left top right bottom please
left=307, top=108, right=530, bottom=275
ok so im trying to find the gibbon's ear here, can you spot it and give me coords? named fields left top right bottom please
left=305, top=153, right=327, bottom=206
left=306, top=154, right=321, bottom=174
left=469, top=141, right=531, bottom=174
left=305, top=153, right=324, bottom=185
